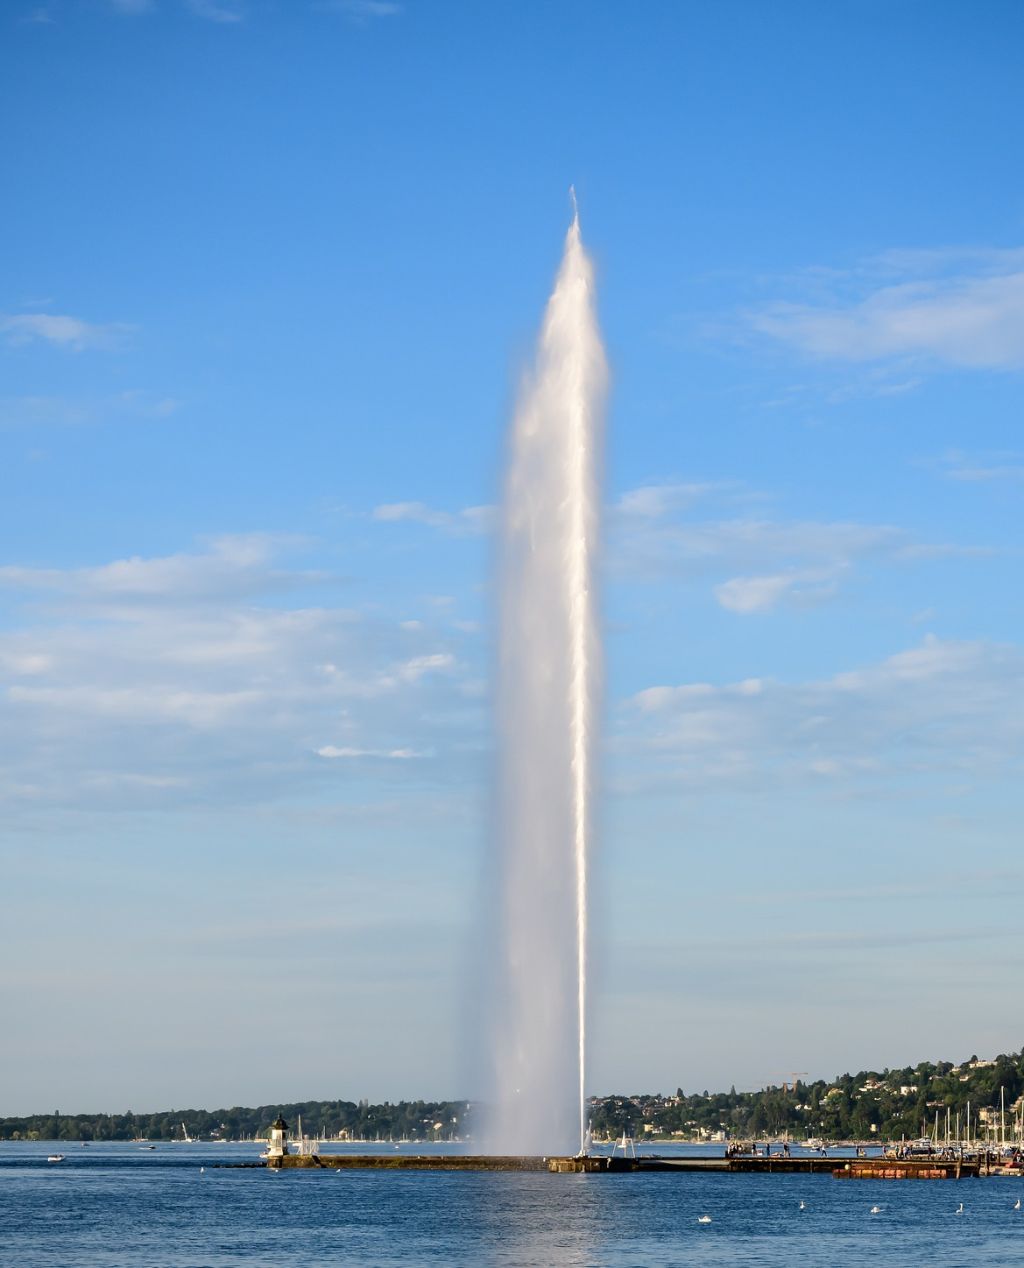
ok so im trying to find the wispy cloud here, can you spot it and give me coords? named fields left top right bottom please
left=705, top=530, right=983, bottom=614
left=714, top=566, right=842, bottom=614
left=613, top=509, right=905, bottom=608
left=373, top=483, right=728, bottom=537
left=187, top=0, right=244, bottom=21
left=8, top=682, right=265, bottom=730
left=316, top=0, right=403, bottom=19
left=748, top=251, right=1024, bottom=369
left=623, top=635, right=1024, bottom=791
left=0, top=312, right=131, bottom=352
left=822, top=373, right=923, bottom=404
left=0, top=534, right=321, bottom=603
left=373, top=501, right=494, bottom=535
left=0, top=536, right=472, bottom=816
left=613, top=481, right=725, bottom=519
left=0, top=391, right=179, bottom=429
left=372, top=482, right=979, bottom=616
left=730, top=869, right=1024, bottom=907
left=317, top=745, right=424, bottom=759
left=869, top=245, right=1024, bottom=276
left=934, top=449, right=1024, bottom=484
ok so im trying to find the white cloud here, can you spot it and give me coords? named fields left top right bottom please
left=372, top=501, right=493, bottom=535
left=317, top=0, right=402, bottom=18
left=714, top=572, right=796, bottom=614
left=606, top=477, right=987, bottom=615
left=0, top=391, right=179, bottom=429
left=0, top=649, right=53, bottom=675
left=869, top=245, right=1024, bottom=276
left=0, top=535, right=474, bottom=816
left=397, top=652, right=454, bottom=680
left=714, top=567, right=842, bottom=614
left=187, top=0, right=244, bottom=20
left=621, top=636, right=1024, bottom=791
left=613, top=482, right=722, bottom=519
left=0, top=312, right=130, bottom=351
left=830, top=634, right=989, bottom=689
left=8, top=683, right=264, bottom=730
left=822, top=373, right=923, bottom=404
left=625, top=515, right=900, bottom=565
left=115, top=390, right=180, bottom=418
left=372, top=484, right=976, bottom=617
left=317, top=746, right=424, bottom=759
left=612, top=511, right=904, bottom=605
left=935, top=449, right=1024, bottom=483
left=0, top=534, right=318, bottom=602
left=374, top=486, right=722, bottom=534
left=749, top=255, right=1024, bottom=369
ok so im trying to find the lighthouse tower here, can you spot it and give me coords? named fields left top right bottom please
left=266, top=1116, right=290, bottom=1159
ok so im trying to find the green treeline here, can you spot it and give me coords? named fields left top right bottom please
left=3, top=1048, right=1022, bottom=1142
left=0, top=1100, right=468, bottom=1143
left=590, top=1048, right=1024, bottom=1141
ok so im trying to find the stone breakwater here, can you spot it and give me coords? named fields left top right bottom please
left=259, top=1154, right=986, bottom=1178
left=268, top=1155, right=552, bottom=1171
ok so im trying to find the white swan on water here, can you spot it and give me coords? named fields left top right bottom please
left=1015, top=1199, right=1021, bottom=1211
left=870, top=1206, right=882, bottom=1214
left=799, top=1201, right=806, bottom=1211
left=697, top=1215, right=712, bottom=1225
left=955, top=1203, right=964, bottom=1215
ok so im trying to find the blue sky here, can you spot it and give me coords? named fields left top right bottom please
left=2, top=0, right=1023, bottom=1115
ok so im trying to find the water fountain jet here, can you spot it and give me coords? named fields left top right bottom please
left=485, top=196, right=607, bottom=1157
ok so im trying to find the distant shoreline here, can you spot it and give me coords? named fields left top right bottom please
left=3, top=1047, right=1021, bottom=1146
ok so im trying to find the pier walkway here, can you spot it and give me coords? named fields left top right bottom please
left=270, top=1153, right=983, bottom=1178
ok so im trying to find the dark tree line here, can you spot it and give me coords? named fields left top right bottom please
left=0, top=1099, right=471, bottom=1142
left=589, top=1047, right=1024, bottom=1141
left=4, top=1047, right=1022, bottom=1142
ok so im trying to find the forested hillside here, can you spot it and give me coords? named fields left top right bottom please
left=4, top=1048, right=1022, bottom=1142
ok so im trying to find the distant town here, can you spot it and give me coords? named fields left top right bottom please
left=4, top=1048, right=1022, bottom=1145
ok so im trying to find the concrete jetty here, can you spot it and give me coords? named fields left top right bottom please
left=270, top=1154, right=551, bottom=1171
left=266, top=1152, right=982, bottom=1177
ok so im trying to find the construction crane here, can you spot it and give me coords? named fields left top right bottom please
left=768, top=1072, right=809, bottom=1093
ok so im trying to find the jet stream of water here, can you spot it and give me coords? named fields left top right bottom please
left=486, top=199, right=606, bottom=1156
left=566, top=201, right=591, bottom=1157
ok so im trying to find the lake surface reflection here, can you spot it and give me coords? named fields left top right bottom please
left=2, top=1142, right=1022, bottom=1265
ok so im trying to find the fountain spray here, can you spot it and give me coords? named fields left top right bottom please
left=487, top=194, right=606, bottom=1156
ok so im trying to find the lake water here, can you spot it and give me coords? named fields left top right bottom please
left=3, top=1141, right=1023, bottom=1265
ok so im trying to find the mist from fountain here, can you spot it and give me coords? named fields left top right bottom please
left=484, top=198, right=607, bottom=1156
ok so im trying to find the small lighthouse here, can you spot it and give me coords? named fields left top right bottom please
left=266, top=1115, right=290, bottom=1160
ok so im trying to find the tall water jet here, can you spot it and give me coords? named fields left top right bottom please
left=485, top=196, right=607, bottom=1156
